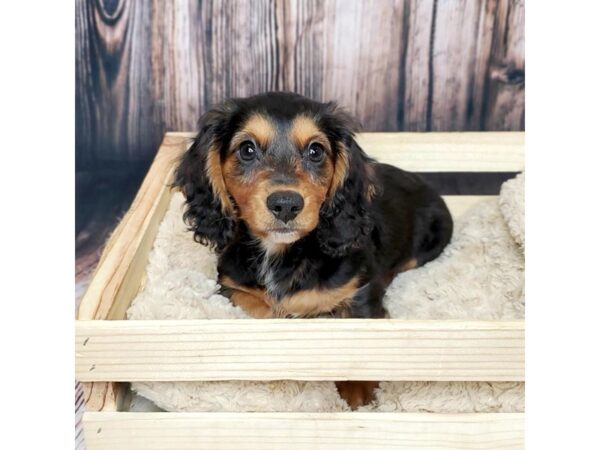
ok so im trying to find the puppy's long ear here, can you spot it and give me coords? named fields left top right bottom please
left=173, top=103, right=237, bottom=251
left=316, top=104, right=376, bottom=257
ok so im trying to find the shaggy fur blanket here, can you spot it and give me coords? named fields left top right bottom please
left=127, top=174, right=524, bottom=413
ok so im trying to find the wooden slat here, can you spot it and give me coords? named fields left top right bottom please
left=483, top=0, right=525, bottom=130
left=443, top=196, right=492, bottom=219
left=167, top=131, right=524, bottom=172
left=77, top=134, right=187, bottom=321
left=83, top=412, right=524, bottom=450
left=76, top=320, right=524, bottom=382
left=320, top=0, right=407, bottom=130
left=357, top=132, right=524, bottom=171
left=429, top=0, right=483, bottom=130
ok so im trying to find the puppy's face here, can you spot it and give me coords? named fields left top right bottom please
left=176, top=92, right=373, bottom=256
left=218, top=113, right=346, bottom=248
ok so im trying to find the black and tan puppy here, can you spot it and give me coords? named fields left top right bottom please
left=175, top=92, right=453, bottom=408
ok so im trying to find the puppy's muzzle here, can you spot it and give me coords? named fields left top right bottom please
left=266, top=191, right=304, bottom=223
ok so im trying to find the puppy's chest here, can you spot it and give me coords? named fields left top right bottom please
left=258, top=255, right=308, bottom=301
left=255, top=256, right=359, bottom=318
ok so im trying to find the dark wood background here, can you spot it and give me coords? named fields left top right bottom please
left=75, top=0, right=524, bottom=298
left=76, top=0, right=524, bottom=167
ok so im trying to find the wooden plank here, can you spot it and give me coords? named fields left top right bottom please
left=469, top=0, right=501, bottom=130
left=402, top=0, right=435, bottom=131
left=200, top=0, right=280, bottom=104
left=356, top=132, right=524, bottom=171
left=77, top=134, right=186, bottom=321
left=320, top=0, right=406, bottom=131
left=276, top=0, right=325, bottom=100
left=483, top=0, right=525, bottom=130
left=76, top=320, right=524, bottom=382
left=443, top=196, right=492, bottom=219
left=169, top=131, right=524, bottom=172
left=83, top=412, right=524, bottom=450
left=75, top=0, right=162, bottom=166
left=150, top=0, right=203, bottom=132
left=429, top=0, right=484, bottom=131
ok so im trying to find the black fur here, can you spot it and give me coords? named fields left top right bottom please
left=173, top=106, right=237, bottom=251
left=317, top=139, right=376, bottom=258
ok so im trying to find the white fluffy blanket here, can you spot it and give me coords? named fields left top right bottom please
left=127, top=174, right=525, bottom=413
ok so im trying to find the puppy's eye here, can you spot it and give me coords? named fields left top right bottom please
left=238, top=141, right=257, bottom=162
left=307, top=143, right=324, bottom=163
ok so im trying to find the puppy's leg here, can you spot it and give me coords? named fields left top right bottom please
left=332, top=282, right=385, bottom=409
left=348, top=280, right=387, bottom=318
left=335, top=381, right=380, bottom=410
left=219, top=276, right=273, bottom=318
left=228, top=289, right=273, bottom=318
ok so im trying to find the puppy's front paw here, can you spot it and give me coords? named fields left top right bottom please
left=335, top=380, right=379, bottom=410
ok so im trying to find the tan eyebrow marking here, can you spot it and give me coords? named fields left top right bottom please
left=290, top=115, right=330, bottom=151
left=230, top=113, right=276, bottom=150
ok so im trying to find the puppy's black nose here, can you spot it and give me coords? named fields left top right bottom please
left=266, top=191, right=304, bottom=223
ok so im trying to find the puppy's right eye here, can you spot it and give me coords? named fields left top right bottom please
left=238, top=141, right=257, bottom=162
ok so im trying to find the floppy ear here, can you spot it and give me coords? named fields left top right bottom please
left=316, top=105, right=376, bottom=257
left=173, top=104, right=237, bottom=251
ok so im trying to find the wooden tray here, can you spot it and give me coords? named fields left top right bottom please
left=76, top=132, right=525, bottom=449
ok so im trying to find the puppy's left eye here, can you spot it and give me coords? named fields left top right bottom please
left=238, top=141, right=258, bottom=162
left=307, top=143, right=324, bottom=163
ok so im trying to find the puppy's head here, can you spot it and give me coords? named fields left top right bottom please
left=174, top=92, right=375, bottom=256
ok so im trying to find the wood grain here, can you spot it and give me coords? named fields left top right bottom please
left=76, top=320, right=524, bottom=382
left=483, top=0, right=525, bottom=130
left=76, top=0, right=161, bottom=166
left=429, top=0, right=484, bottom=130
left=356, top=131, right=524, bottom=171
left=83, top=412, right=525, bottom=450
left=76, top=0, right=525, bottom=168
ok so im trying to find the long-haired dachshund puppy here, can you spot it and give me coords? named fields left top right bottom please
left=174, top=92, right=453, bottom=408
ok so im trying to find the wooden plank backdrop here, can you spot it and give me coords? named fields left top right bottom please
left=75, top=0, right=524, bottom=168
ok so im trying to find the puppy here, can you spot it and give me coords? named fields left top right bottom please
left=174, top=92, right=453, bottom=408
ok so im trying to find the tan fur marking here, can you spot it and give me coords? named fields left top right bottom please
left=329, top=143, right=349, bottom=197
left=290, top=115, right=325, bottom=148
left=206, top=148, right=233, bottom=212
left=292, top=163, right=332, bottom=233
left=335, top=381, right=380, bottom=410
left=367, top=184, right=377, bottom=200
left=229, top=291, right=273, bottom=318
left=399, top=257, right=418, bottom=272
left=221, top=275, right=361, bottom=319
left=220, top=276, right=273, bottom=318
left=274, top=277, right=360, bottom=318
left=365, top=162, right=377, bottom=200
left=223, top=157, right=330, bottom=244
left=223, top=167, right=274, bottom=238
left=231, top=113, right=275, bottom=149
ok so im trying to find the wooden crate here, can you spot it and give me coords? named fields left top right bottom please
left=76, top=132, right=525, bottom=449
